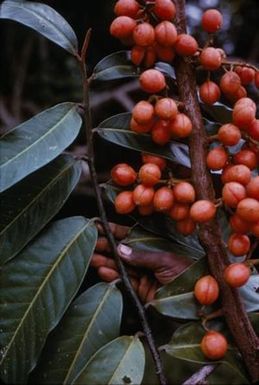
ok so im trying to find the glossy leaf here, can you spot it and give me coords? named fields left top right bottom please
left=0, top=217, right=97, bottom=384
left=97, top=112, right=190, bottom=167
left=34, top=283, right=123, bottom=384
left=73, top=336, right=145, bottom=385
left=201, top=102, right=232, bottom=125
left=0, top=1, right=78, bottom=55
left=0, top=102, right=82, bottom=192
left=0, top=155, right=81, bottom=265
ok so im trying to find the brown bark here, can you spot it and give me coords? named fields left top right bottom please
left=174, top=1, right=259, bottom=382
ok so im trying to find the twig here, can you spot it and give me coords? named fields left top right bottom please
left=174, top=0, right=259, bottom=382
left=77, top=55, right=167, bottom=385
left=182, top=364, right=216, bottom=385
left=221, top=60, right=258, bottom=72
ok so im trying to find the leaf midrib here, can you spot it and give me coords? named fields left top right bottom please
left=108, top=339, right=135, bottom=385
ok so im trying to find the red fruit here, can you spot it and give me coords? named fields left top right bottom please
left=221, top=164, right=251, bottom=185
left=153, top=0, right=176, bottom=21
left=222, top=182, right=246, bottom=208
left=190, top=200, right=216, bottom=223
left=132, top=100, right=154, bottom=124
left=176, top=217, right=196, bottom=235
left=111, top=163, right=137, bottom=186
left=115, top=191, right=136, bottom=214
left=201, top=9, right=223, bottom=33
left=133, top=184, right=155, bottom=206
left=200, top=47, right=222, bottom=71
left=155, top=97, right=178, bottom=120
left=169, top=113, right=192, bottom=138
left=151, top=120, right=171, bottom=145
left=247, top=119, right=259, bottom=141
left=110, top=16, right=136, bottom=39
left=153, top=186, right=174, bottom=211
left=155, top=44, right=175, bottom=62
left=199, top=81, right=221, bottom=105
left=155, top=21, right=177, bottom=47
left=194, top=275, right=219, bottom=305
left=224, top=263, right=250, bottom=287
left=233, top=149, right=257, bottom=170
left=255, top=71, right=259, bottom=88
left=173, top=182, right=196, bottom=203
left=175, top=34, right=198, bottom=56
left=236, top=198, right=259, bottom=222
left=218, top=123, right=241, bottom=146
left=250, top=221, right=259, bottom=237
left=169, top=203, right=190, bottom=221
left=139, top=163, right=161, bottom=186
left=232, top=86, right=247, bottom=102
left=220, top=71, right=241, bottom=95
left=232, top=104, right=255, bottom=129
left=131, top=45, right=145, bottom=65
left=142, top=153, right=167, bottom=170
left=228, top=233, right=250, bottom=256
left=234, top=97, right=256, bottom=111
left=246, top=176, right=259, bottom=200
left=143, top=46, right=157, bottom=68
left=139, top=69, right=166, bottom=93
left=138, top=204, right=154, bottom=216
left=114, top=0, right=140, bottom=18
left=133, top=22, right=155, bottom=47
left=238, top=67, right=255, bottom=85
left=201, top=331, right=228, bottom=360
left=230, top=214, right=251, bottom=234
left=206, top=146, right=228, bottom=170
left=130, top=117, right=154, bottom=133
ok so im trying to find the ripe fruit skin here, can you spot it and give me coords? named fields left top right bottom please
left=130, top=117, right=154, bottom=133
left=139, top=163, right=161, bottom=186
left=110, top=16, right=136, bottom=39
left=139, top=69, right=166, bottom=93
left=220, top=71, right=241, bottom=95
left=153, top=186, right=174, bottom=211
left=194, top=275, right=219, bottom=305
left=190, top=200, right=216, bottom=223
left=151, top=120, right=171, bottom=145
left=255, top=71, right=259, bottom=88
left=142, top=153, right=167, bottom=170
left=173, top=182, right=196, bottom=203
left=169, top=113, right=193, bottom=138
left=114, top=0, right=140, bottom=18
left=228, top=233, right=250, bottom=256
left=199, top=81, right=221, bottom=105
left=133, top=184, right=155, bottom=206
left=132, top=101, right=154, bottom=124
left=176, top=217, right=196, bottom=235
left=230, top=214, right=251, bottom=234
left=221, top=165, right=251, bottom=186
left=153, top=0, right=176, bottom=21
left=238, top=67, right=255, bottom=85
left=201, top=331, right=228, bottom=360
left=200, top=47, right=222, bottom=71
left=233, top=149, right=257, bottom=170
left=232, top=105, right=255, bottom=129
left=111, top=163, right=137, bottom=186
left=250, top=221, right=259, bottom=237
left=138, top=204, right=154, bottom=216
left=144, top=46, right=157, bottom=68
left=175, top=34, right=198, bottom=56
left=236, top=198, right=259, bottom=223
left=224, top=263, right=250, bottom=288
left=218, top=123, right=241, bottom=146
left=155, top=44, right=175, bottom=62
left=246, top=176, right=259, bottom=200
left=222, top=182, right=246, bottom=208
left=169, top=203, right=190, bottom=221
left=155, top=21, right=177, bottom=47
left=234, top=97, right=256, bottom=111
left=115, top=191, right=136, bottom=214
left=206, top=146, right=228, bottom=170
left=201, top=9, right=223, bottom=33
left=155, top=98, right=178, bottom=120
left=247, top=119, right=259, bottom=141
left=131, top=45, right=145, bottom=65
left=133, top=22, right=155, bottom=47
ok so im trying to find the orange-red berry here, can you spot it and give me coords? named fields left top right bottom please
left=111, top=163, right=137, bottom=186
left=133, top=22, right=155, bottom=47
left=173, top=182, right=196, bottom=203
left=236, top=198, right=259, bottom=223
left=153, top=186, right=174, bottom=211
left=155, top=98, right=178, bottom=120
left=142, top=153, right=167, bottom=170
left=224, top=263, right=250, bottom=287
left=230, top=214, right=251, bottom=234
left=110, top=16, right=136, bottom=39
left=199, top=81, right=221, bottom=105
left=131, top=45, right=145, bottom=66
left=221, top=164, right=251, bottom=185
left=133, top=184, right=155, bottom=206
left=155, top=21, right=177, bottom=47
left=201, top=331, right=228, bottom=360
left=194, top=275, right=219, bottom=305
left=115, top=191, right=136, bottom=214
left=247, top=119, right=259, bottom=141
left=138, top=204, right=154, bottom=216
left=175, top=34, right=198, bottom=56
left=155, top=44, right=175, bottom=62
left=176, top=217, right=196, bottom=235
left=114, top=0, right=140, bottom=18
left=218, top=123, right=241, bottom=146
left=206, top=146, right=228, bottom=170
left=130, top=117, right=154, bottom=133
left=132, top=100, right=154, bottom=124
left=222, top=182, right=246, bottom=208
left=228, top=233, right=250, bottom=256
left=139, top=69, right=166, bottom=93
left=200, top=47, right=222, bottom=71
left=153, top=0, right=176, bottom=21
left=201, top=9, right=223, bottom=33
left=238, top=67, right=255, bottom=85
left=220, top=71, right=241, bottom=95
left=233, top=149, right=257, bottom=170
left=151, top=120, right=171, bottom=145
left=169, top=113, right=192, bottom=138
left=246, top=176, right=259, bottom=200
left=232, top=104, right=255, bottom=129
left=190, top=200, right=216, bottom=223
left=139, top=163, right=162, bottom=186
left=169, top=203, right=190, bottom=221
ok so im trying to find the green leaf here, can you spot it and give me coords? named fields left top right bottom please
left=0, top=217, right=97, bottom=384
left=0, top=1, right=78, bottom=55
left=239, top=275, right=259, bottom=312
left=0, top=102, right=82, bottom=192
left=97, top=112, right=191, bottom=167
left=201, top=102, right=232, bottom=125
left=34, top=283, right=123, bottom=384
left=0, top=155, right=81, bottom=265
left=72, top=336, right=145, bottom=385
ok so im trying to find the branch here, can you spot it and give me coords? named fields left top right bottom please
left=182, top=364, right=216, bottom=385
left=77, top=57, right=167, bottom=385
left=174, top=1, right=259, bottom=382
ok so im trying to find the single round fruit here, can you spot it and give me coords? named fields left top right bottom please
left=247, top=119, right=259, bottom=141
left=218, top=123, right=241, bottom=146
left=155, top=21, right=177, bottom=47
left=131, top=45, right=145, bottom=65
left=224, top=263, right=250, bottom=287
left=173, top=182, right=196, bottom=203
left=221, top=164, right=251, bottom=185
left=111, top=163, right=137, bottom=186
left=115, top=191, right=136, bottom=214
left=190, top=200, right=216, bottom=223
left=175, top=34, right=198, bottom=56
left=220, top=71, right=241, bottom=95
left=143, top=46, right=157, bottom=68
left=234, top=97, right=256, bottom=112
left=232, top=104, right=255, bottom=129
left=201, top=331, right=228, bottom=360
left=246, top=176, right=259, bottom=200
left=238, top=67, right=255, bottom=85
left=199, top=80, right=221, bottom=105
left=236, top=198, right=259, bottom=223
left=130, top=117, right=154, bottom=133
left=153, top=186, right=174, bottom=211
left=233, top=149, right=257, bottom=170
left=110, top=16, right=136, bottom=39
left=151, top=119, right=171, bottom=145
left=139, top=163, right=161, bottom=186
left=139, top=69, right=166, bottom=93
left=230, top=214, right=251, bottom=234
left=222, top=182, right=246, bottom=208
left=153, top=0, right=176, bottom=20
left=133, top=184, right=155, bottom=206
left=194, top=275, right=219, bottom=305
left=169, top=203, right=190, bottom=221
left=228, top=233, right=250, bottom=256
left=200, top=47, right=222, bottom=71
left=206, top=146, right=228, bottom=170
left=142, top=153, right=167, bottom=170
left=169, top=113, right=192, bottom=138
left=176, top=217, right=196, bottom=235
left=201, top=9, right=223, bottom=33
left=155, top=97, right=178, bottom=120
left=232, top=86, right=247, bottom=102
left=133, top=22, right=155, bottom=47
left=132, top=100, right=154, bottom=124
left=114, top=0, right=140, bottom=18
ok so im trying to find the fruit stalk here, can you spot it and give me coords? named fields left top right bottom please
left=174, top=0, right=259, bottom=381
